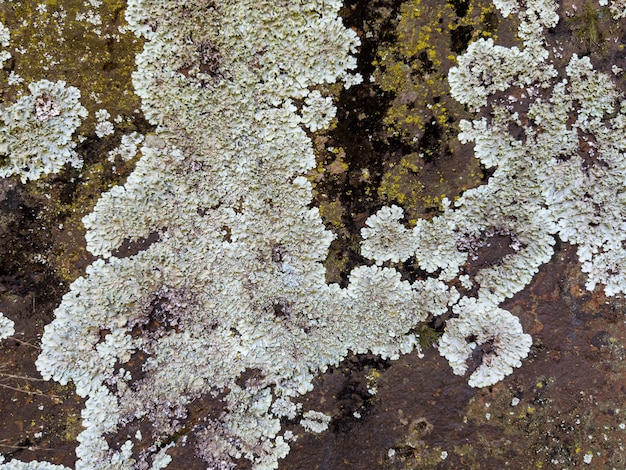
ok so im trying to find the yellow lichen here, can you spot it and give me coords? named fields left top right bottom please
left=371, top=0, right=505, bottom=221
left=318, top=198, right=344, bottom=230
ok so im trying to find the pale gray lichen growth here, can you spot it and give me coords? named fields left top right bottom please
left=0, top=21, right=10, bottom=69
left=603, top=0, right=626, bottom=18
left=107, top=132, right=144, bottom=162
left=0, top=80, right=87, bottom=182
left=33, top=0, right=626, bottom=467
left=0, top=461, right=71, bottom=470
left=36, top=0, right=455, bottom=468
left=439, top=297, right=532, bottom=388
left=364, top=0, right=626, bottom=386
left=448, top=38, right=556, bottom=111
left=457, top=45, right=626, bottom=299
left=360, top=205, right=415, bottom=265
left=300, top=90, right=336, bottom=132
left=95, top=108, right=114, bottom=138
left=300, top=410, right=331, bottom=433
left=0, top=313, right=14, bottom=341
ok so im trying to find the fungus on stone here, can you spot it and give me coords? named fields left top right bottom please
left=26, top=0, right=626, bottom=468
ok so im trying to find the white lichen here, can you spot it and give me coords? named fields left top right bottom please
left=361, top=205, right=415, bottom=265
left=0, top=20, right=10, bottom=69
left=438, top=297, right=532, bottom=388
left=0, top=80, right=87, bottom=182
left=30, top=0, right=626, bottom=468
left=0, top=313, right=14, bottom=341
left=363, top=0, right=626, bottom=387
left=300, top=410, right=331, bottom=433
left=300, top=90, right=336, bottom=132
left=37, top=1, right=454, bottom=468
left=95, top=108, right=114, bottom=138
left=609, top=0, right=626, bottom=19
left=0, top=460, right=70, bottom=470
left=107, top=132, right=144, bottom=162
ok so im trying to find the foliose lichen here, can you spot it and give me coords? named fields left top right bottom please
left=365, top=0, right=626, bottom=388
left=2, top=0, right=626, bottom=468
left=0, top=313, right=13, bottom=341
left=0, top=79, right=87, bottom=183
left=35, top=0, right=451, bottom=468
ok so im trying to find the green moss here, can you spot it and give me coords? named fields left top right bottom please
left=62, top=410, right=83, bottom=442
left=318, top=198, right=344, bottom=230
left=378, top=154, right=424, bottom=215
left=417, top=324, right=440, bottom=349
left=377, top=148, right=482, bottom=221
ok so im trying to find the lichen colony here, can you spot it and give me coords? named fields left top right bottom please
left=1, top=0, right=626, bottom=468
